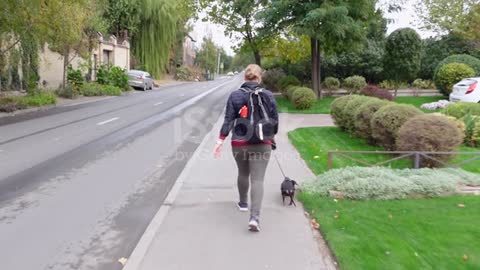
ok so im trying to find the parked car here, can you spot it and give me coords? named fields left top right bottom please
left=127, top=70, right=154, bottom=91
left=450, top=77, right=480, bottom=103
left=227, top=71, right=234, bottom=76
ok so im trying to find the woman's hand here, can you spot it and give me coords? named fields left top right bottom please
left=214, top=140, right=224, bottom=158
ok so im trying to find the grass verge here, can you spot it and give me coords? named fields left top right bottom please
left=276, top=96, right=334, bottom=114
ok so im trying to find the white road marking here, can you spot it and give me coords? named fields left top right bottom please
left=154, top=102, right=164, bottom=106
left=97, top=117, right=119, bottom=126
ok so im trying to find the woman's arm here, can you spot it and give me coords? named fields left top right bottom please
left=219, top=92, right=237, bottom=140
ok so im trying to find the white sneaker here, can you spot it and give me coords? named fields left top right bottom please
left=248, top=217, right=260, bottom=232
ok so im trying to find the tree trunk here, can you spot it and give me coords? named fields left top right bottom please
left=253, top=50, right=261, bottom=67
left=311, top=38, right=322, bottom=99
left=62, top=47, right=69, bottom=90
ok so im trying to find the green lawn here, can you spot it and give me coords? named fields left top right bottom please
left=300, top=194, right=480, bottom=269
left=276, top=96, right=334, bottom=114
left=290, top=126, right=480, bottom=269
left=288, top=126, right=480, bottom=175
left=276, top=96, right=446, bottom=114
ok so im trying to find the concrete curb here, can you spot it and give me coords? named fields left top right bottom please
left=122, top=116, right=219, bottom=270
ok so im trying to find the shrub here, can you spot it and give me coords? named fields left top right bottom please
left=371, top=104, right=423, bottom=150
left=342, top=95, right=372, bottom=133
left=412, top=79, right=435, bottom=89
left=378, top=80, right=408, bottom=90
left=67, top=66, right=84, bottom=95
left=22, top=91, right=57, bottom=107
left=474, top=119, right=480, bottom=147
left=291, top=87, right=317, bottom=109
left=434, top=63, right=475, bottom=95
left=442, top=102, right=480, bottom=118
left=175, top=66, right=202, bottom=81
left=101, top=85, right=123, bottom=96
left=96, top=65, right=110, bottom=85
left=301, top=167, right=480, bottom=200
left=435, top=54, right=480, bottom=77
left=56, top=85, right=77, bottom=99
left=0, top=97, right=27, bottom=112
left=343, top=75, right=367, bottom=93
left=330, top=95, right=362, bottom=130
left=397, top=114, right=464, bottom=167
left=360, top=84, right=394, bottom=101
left=109, top=66, right=129, bottom=90
left=278, top=75, right=301, bottom=92
left=286, top=85, right=301, bottom=100
left=262, top=68, right=286, bottom=92
left=354, top=98, right=391, bottom=141
left=324, top=77, right=340, bottom=90
left=81, top=83, right=105, bottom=96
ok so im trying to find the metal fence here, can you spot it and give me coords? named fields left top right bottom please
left=327, top=150, right=480, bottom=171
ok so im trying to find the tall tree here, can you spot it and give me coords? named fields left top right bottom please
left=200, top=0, right=270, bottom=66
left=261, top=0, right=377, bottom=98
left=39, top=0, right=105, bottom=89
left=195, top=37, right=220, bottom=74
left=384, top=28, right=422, bottom=96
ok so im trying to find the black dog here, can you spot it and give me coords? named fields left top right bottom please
left=281, top=177, right=297, bottom=206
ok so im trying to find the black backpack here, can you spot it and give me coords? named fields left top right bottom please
left=233, top=87, right=277, bottom=144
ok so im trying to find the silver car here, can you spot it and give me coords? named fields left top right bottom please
left=127, top=70, right=155, bottom=91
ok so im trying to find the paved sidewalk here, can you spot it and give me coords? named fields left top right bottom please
left=126, top=113, right=336, bottom=270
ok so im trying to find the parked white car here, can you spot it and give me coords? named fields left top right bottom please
left=127, top=70, right=154, bottom=91
left=450, top=77, right=480, bottom=103
left=227, top=71, right=234, bottom=76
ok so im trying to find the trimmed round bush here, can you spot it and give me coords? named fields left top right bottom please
left=434, top=63, right=475, bottom=95
left=360, top=84, right=394, bottom=101
left=343, top=75, right=367, bottom=93
left=397, top=114, right=464, bottom=167
left=286, top=85, right=302, bottom=100
left=278, top=75, right=301, bottom=93
left=371, top=104, right=423, bottom=150
left=262, top=68, right=286, bottom=92
left=342, top=95, right=372, bottom=133
left=354, top=98, right=391, bottom=141
left=330, top=95, right=362, bottom=130
left=324, top=77, right=340, bottom=90
left=291, top=87, right=317, bottom=109
left=442, top=102, right=480, bottom=119
left=435, top=54, right=480, bottom=76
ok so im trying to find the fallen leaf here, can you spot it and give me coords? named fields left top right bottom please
left=311, top=210, right=315, bottom=214
left=385, top=251, right=391, bottom=256
left=388, top=214, right=393, bottom=219
left=457, top=203, right=465, bottom=208
left=414, top=252, right=419, bottom=257
left=311, top=218, right=320, bottom=229
left=118, top=257, right=128, bottom=266
left=333, top=199, right=338, bottom=203
left=335, top=210, right=339, bottom=213
left=463, top=254, right=468, bottom=261
left=334, top=214, right=339, bottom=219
left=313, top=155, right=320, bottom=159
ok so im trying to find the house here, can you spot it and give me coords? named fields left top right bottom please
left=38, top=33, right=130, bottom=90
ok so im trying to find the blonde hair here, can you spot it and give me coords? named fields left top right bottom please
left=244, top=64, right=263, bottom=82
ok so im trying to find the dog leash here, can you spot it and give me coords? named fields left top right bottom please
left=272, top=151, right=286, bottom=178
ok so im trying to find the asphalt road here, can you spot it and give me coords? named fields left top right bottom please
left=0, top=76, right=242, bottom=270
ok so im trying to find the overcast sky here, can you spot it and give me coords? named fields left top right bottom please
left=192, top=0, right=435, bottom=56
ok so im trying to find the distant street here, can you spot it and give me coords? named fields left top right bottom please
left=0, top=76, right=241, bottom=270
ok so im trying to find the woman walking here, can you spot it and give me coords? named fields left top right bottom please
left=214, top=64, right=278, bottom=232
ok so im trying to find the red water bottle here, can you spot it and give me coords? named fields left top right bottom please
left=239, top=105, right=248, bottom=118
